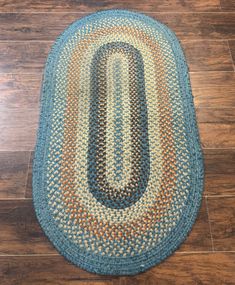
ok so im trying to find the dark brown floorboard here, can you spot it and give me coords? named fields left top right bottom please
left=0, top=0, right=221, bottom=12
left=0, top=198, right=211, bottom=255
left=196, top=107, right=235, bottom=123
left=0, top=42, right=50, bottom=74
left=1, top=253, right=235, bottom=285
left=205, top=174, right=235, bottom=196
left=199, top=123, right=235, bottom=148
left=207, top=196, right=235, bottom=251
left=0, top=255, right=114, bottom=285
left=220, top=0, right=235, bottom=11
left=182, top=40, right=233, bottom=71
left=203, top=149, right=235, bottom=196
left=191, top=71, right=235, bottom=107
left=0, top=152, right=29, bottom=198
left=0, top=108, right=38, bottom=151
left=204, top=149, right=235, bottom=175
left=0, top=13, right=234, bottom=41
left=0, top=74, right=41, bottom=109
left=0, top=200, right=56, bottom=255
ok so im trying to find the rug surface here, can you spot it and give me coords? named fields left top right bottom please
left=33, top=10, right=204, bottom=275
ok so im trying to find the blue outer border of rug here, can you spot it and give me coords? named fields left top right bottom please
left=32, top=9, right=204, bottom=276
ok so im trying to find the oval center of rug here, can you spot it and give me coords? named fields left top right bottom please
left=88, top=42, right=150, bottom=209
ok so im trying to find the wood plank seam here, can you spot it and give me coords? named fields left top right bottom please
left=205, top=197, right=215, bottom=251
left=23, top=152, right=31, bottom=198
left=227, top=40, right=235, bottom=71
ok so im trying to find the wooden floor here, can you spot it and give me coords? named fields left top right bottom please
left=0, top=0, right=235, bottom=284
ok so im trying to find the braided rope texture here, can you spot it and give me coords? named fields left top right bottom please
left=33, top=10, right=204, bottom=275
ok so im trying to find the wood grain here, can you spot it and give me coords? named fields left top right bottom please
left=0, top=151, right=29, bottom=198
left=0, top=200, right=56, bottom=254
left=204, top=149, right=235, bottom=174
left=25, top=151, right=33, bottom=198
left=205, top=174, right=235, bottom=196
left=0, top=40, right=233, bottom=74
left=0, top=12, right=234, bottom=41
left=203, top=149, right=235, bottom=196
left=118, top=253, right=235, bottom=285
left=0, top=108, right=38, bottom=151
left=191, top=72, right=235, bottom=107
left=156, top=13, right=235, bottom=40
left=0, top=255, right=114, bottom=285
left=0, top=0, right=221, bottom=12
left=199, top=123, right=235, bottom=148
left=0, top=74, right=41, bottom=109
left=0, top=42, right=50, bottom=73
left=182, top=40, right=233, bottom=71
left=196, top=108, right=235, bottom=123
left=207, top=197, right=235, bottom=251
left=228, top=40, right=235, bottom=66
left=0, top=198, right=211, bottom=254
left=220, top=0, right=235, bottom=11
left=177, top=198, right=212, bottom=251
left=1, top=253, right=234, bottom=285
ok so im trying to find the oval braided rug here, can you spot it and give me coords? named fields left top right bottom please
left=33, top=10, right=204, bottom=275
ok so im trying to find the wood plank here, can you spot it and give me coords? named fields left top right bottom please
left=207, top=196, right=235, bottom=251
left=0, top=108, right=38, bottom=151
left=0, top=12, right=235, bottom=41
left=0, top=108, right=39, bottom=127
left=0, top=151, right=30, bottom=198
left=204, top=149, right=235, bottom=175
left=220, top=0, right=235, bottom=11
left=205, top=174, right=235, bottom=196
left=1, top=253, right=234, bottom=285
left=228, top=40, right=235, bottom=66
left=0, top=74, right=41, bottom=109
left=191, top=72, right=235, bottom=108
left=203, top=149, right=235, bottom=195
left=0, top=200, right=56, bottom=254
left=0, top=0, right=221, bottom=12
left=199, top=123, right=235, bottom=148
left=0, top=42, right=50, bottom=73
left=182, top=40, right=233, bottom=71
left=0, top=198, right=211, bottom=255
left=177, top=198, right=212, bottom=251
left=143, top=13, right=235, bottom=41
left=196, top=108, right=235, bottom=123
left=0, top=256, right=113, bottom=285
left=0, top=126, right=36, bottom=151
left=0, top=41, right=233, bottom=74
left=119, top=253, right=235, bottom=285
